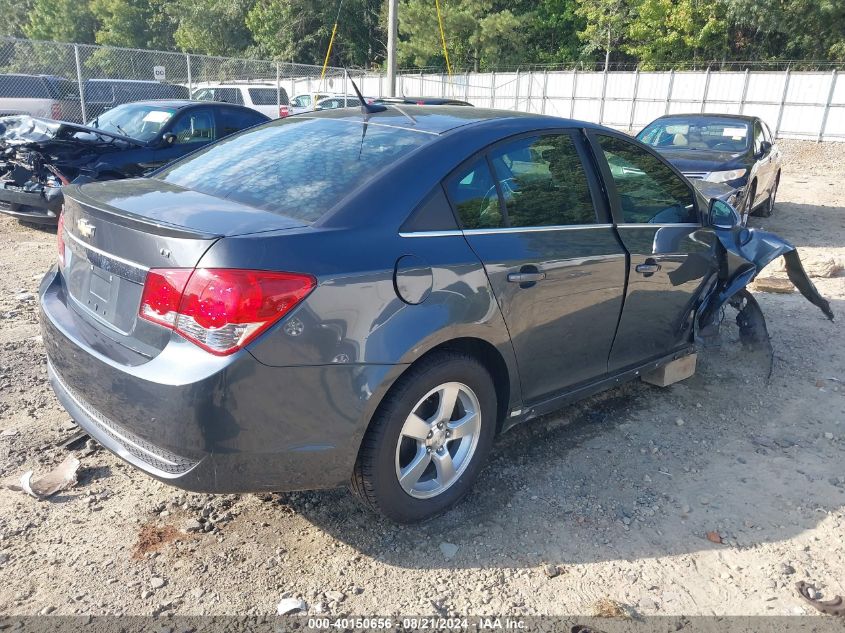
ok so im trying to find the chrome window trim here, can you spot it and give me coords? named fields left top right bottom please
left=615, top=223, right=702, bottom=229
left=399, top=223, right=613, bottom=238
left=399, top=222, right=703, bottom=238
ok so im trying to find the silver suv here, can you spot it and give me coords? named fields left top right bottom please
left=0, top=74, right=83, bottom=122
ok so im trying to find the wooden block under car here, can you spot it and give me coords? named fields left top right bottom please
left=642, top=353, right=697, bottom=387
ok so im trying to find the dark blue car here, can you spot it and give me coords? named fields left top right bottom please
left=0, top=100, right=269, bottom=225
left=39, top=105, right=831, bottom=522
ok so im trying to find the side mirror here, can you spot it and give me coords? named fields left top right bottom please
left=162, top=132, right=176, bottom=146
left=708, top=198, right=740, bottom=230
left=758, top=140, right=772, bottom=157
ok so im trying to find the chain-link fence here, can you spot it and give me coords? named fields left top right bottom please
left=0, top=37, right=346, bottom=122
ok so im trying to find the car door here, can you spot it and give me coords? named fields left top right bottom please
left=445, top=131, right=628, bottom=403
left=751, top=119, right=773, bottom=202
left=588, top=131, right=717, bottom=371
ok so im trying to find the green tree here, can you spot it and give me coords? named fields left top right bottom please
left=168, top=0, right=254, bottom=56
left=25, top=0, right=96, bottom=43
left=0, top=0, right=36, bottom=38
left=89, top=0, right=175, bottom=50
left=397, top=0, right=527, bottom=71
left=626, top=0, right=729, bottom=67
left=247, top=0, right=386, bottom=67
left=530, top=0, right=585, bottom=64
left=575, top=0, right=633, bottom=67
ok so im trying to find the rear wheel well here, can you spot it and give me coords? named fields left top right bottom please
left=390, top=338, right=511, bottom=434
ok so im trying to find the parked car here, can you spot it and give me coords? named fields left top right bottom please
left=40, top=106, right=831, bottom=523
left=192, top=83, right=290, bottom=119
left=84, top=79, right=189, bottom=120
left=0, top=74, right=82, bottom=123
left=289, top=92, right=336, bottom=115
left=637, top=114, right=781, bottom=225
left=0, top=100, right=268, bottom=224
left=315, top=95, right=366, bottom=110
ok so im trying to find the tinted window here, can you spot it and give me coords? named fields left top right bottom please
left=0, top=75, right=49, bottom=99
left=291, top=95, right=311, bottom=107
left=217, top=106, right=267, bottom=136
left=597, top=135, right=697, bottom=224
left=205, top=88, right=243, bottom=104
left=170, top=109, right=215, bottom=144
left=46, top=78, right=79, bottom=100
left=489, top=134, right=595, bottom=227
left=445, top=156, right=502, bottom=229
left=156, top=117, right=430, bottom=222
left=638, top=117, right=750, bottom=152
left=249, top=87, right=288, bottom=105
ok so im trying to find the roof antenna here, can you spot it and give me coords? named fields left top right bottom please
left=347, top=71, right=386, bottom=114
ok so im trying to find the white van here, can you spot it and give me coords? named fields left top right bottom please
left=192, top=83, right=290, bottom=119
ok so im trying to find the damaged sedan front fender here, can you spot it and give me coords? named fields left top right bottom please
left=698, top=218, right=834, bottom=340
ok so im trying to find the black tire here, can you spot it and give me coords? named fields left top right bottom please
left=747, top=182, right=760, bottom=218
left=350, top=351, right=497, bottom=523
left=760, top=174, right=779, bottom=218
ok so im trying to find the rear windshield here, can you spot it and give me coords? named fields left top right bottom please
left=638, top=117, right=751, bottom=152
left=155, top=117, right=431, bottom=222
left=0, top=75, right=49, bottom=99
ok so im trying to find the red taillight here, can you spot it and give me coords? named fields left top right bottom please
left=57, top=212, right=66, bottom=267
left=139, top=268, right=315, bottom=356
left=278, top=105, right=289, bottom=118
left=51, top=102, right=62, bottom=120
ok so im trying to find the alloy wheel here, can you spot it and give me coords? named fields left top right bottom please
left=394, top=382, right=482, bottom=499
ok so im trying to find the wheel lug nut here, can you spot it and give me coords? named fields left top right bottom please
left=426, top=447, right=432, bottom=453
left=437, top=422, right=443, bottom=429
left=426, top=431, right=432, bottom=439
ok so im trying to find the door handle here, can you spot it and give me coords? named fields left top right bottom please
left=635, top=261, right=661, bottom=275
left=507, top=272, right=546, bottom=283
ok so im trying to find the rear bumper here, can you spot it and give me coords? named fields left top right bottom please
left=0, top=185, right=62, bottom=225
left=39, top=267, right=398, bottom=493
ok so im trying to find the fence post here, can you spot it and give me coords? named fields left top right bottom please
left=569, top=67, right=578, bottom=119
left=186, top=53, right=192, bottom=98
left=525, top=70, right=533, bottom=113
left=664, top=69, right=675, bottom=116
left=464, top=71, right=470, bottom=102
left=628, top=65, right=640, bottom=132
left=513, top=68, right=520, bottom=110
left=599, top=65, right=608, bottom=124
left=419, top=71, right=423, bottom=96
left=73, top=44, right=87, bottom=123
left=489, top=71, right=495, bottom=108
left=700, top=67, right=710, bottom=113
left=541, top=68, right=548, bottom=114
left=774, top=67, right=790, bottom=138
left=739, top=68, right=750, bottom=114
left=343, top=68, right=348, bottom=99
left=276, top=62, right=281, bottom=110
left=818, top=69, right=838, bottom=142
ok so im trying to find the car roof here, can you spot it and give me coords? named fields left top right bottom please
left=108, top=99, right=253, bottom=111
left=656, top=113, right=757, bottom=122
left=86, top=79, right=177, bottom=85
left=301, top=105, right=598, bottom=136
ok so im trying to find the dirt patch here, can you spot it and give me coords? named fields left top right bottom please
left=132, top=523, right=180, bottom=559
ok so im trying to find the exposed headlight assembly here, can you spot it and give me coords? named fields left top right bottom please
left=703, top=169, right=747, bottom=183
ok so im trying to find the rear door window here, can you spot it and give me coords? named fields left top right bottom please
left=155, top=117, right=431, bottom=222
left=596, top=134, right=697, bottom=224
left=216, top=106, right=267, bottom=136
left=488, top=134, right=597, bottom=227
left=249, top=87, right=288, bottom=105
left=444, top=156, right=502, bottom=229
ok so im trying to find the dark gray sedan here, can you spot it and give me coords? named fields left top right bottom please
left=40, top=105, right=831, bottom=523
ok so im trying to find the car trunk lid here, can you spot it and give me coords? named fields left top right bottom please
left=60, top=179, right=308, bottom=359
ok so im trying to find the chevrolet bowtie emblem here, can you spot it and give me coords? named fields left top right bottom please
left=77, top=218, right=96, bottom=239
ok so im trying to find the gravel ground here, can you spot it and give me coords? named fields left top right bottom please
left=0, top=141, right=843, bottom=618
